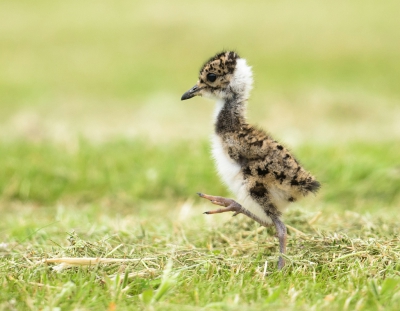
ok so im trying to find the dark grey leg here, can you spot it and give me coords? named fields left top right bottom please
left=271, top=215, right=287, bottom=269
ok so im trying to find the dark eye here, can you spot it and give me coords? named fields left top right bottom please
left=207, top=73, right=217, bottom=82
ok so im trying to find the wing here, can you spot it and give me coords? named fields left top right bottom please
left=222, top=124, right=320, bottom=196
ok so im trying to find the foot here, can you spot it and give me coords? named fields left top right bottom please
left=197, top=192, right=270, bottom=226
left=197, top=193, right=243, bottom=215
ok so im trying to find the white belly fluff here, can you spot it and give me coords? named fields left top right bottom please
left=211, top=134, right=273, bottom=225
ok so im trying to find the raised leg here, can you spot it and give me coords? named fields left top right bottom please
left=197, top=193, right=266, bottom=224
left=270, top=215, right=287, bottom=269
left=197, top=193, right=242, bottom=215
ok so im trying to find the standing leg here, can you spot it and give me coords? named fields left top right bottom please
left=271, top=215, right=287, bottom=269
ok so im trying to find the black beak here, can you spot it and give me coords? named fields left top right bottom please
left=181, top=85, right=199, bottom=101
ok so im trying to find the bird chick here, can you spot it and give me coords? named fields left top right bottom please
left=181, top=51, right=320, bottom=269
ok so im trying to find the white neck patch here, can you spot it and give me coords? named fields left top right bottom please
left=212, top=59, right=253, bottom=122
left=230, top=58, right=253, bottom=100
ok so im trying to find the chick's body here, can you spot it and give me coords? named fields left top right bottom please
left=181, top=51, right=320, bottom=268
left=212, top=123, right=318, bottom=226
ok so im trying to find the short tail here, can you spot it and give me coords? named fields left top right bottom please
left=305, top=179, right=321, bottom=194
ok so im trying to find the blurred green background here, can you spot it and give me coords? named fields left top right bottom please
left=1, top=0, right=399, bottom=144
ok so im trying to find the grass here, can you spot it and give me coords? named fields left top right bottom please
left=1, top=0, right=400, bottom=310
left=1, top=140, right=400, bottom=310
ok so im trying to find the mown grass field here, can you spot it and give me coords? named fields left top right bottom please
left=1, top=1, right=400, bottom=310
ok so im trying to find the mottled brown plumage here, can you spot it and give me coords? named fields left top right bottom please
left=181, top=51, right=320, bottom=269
